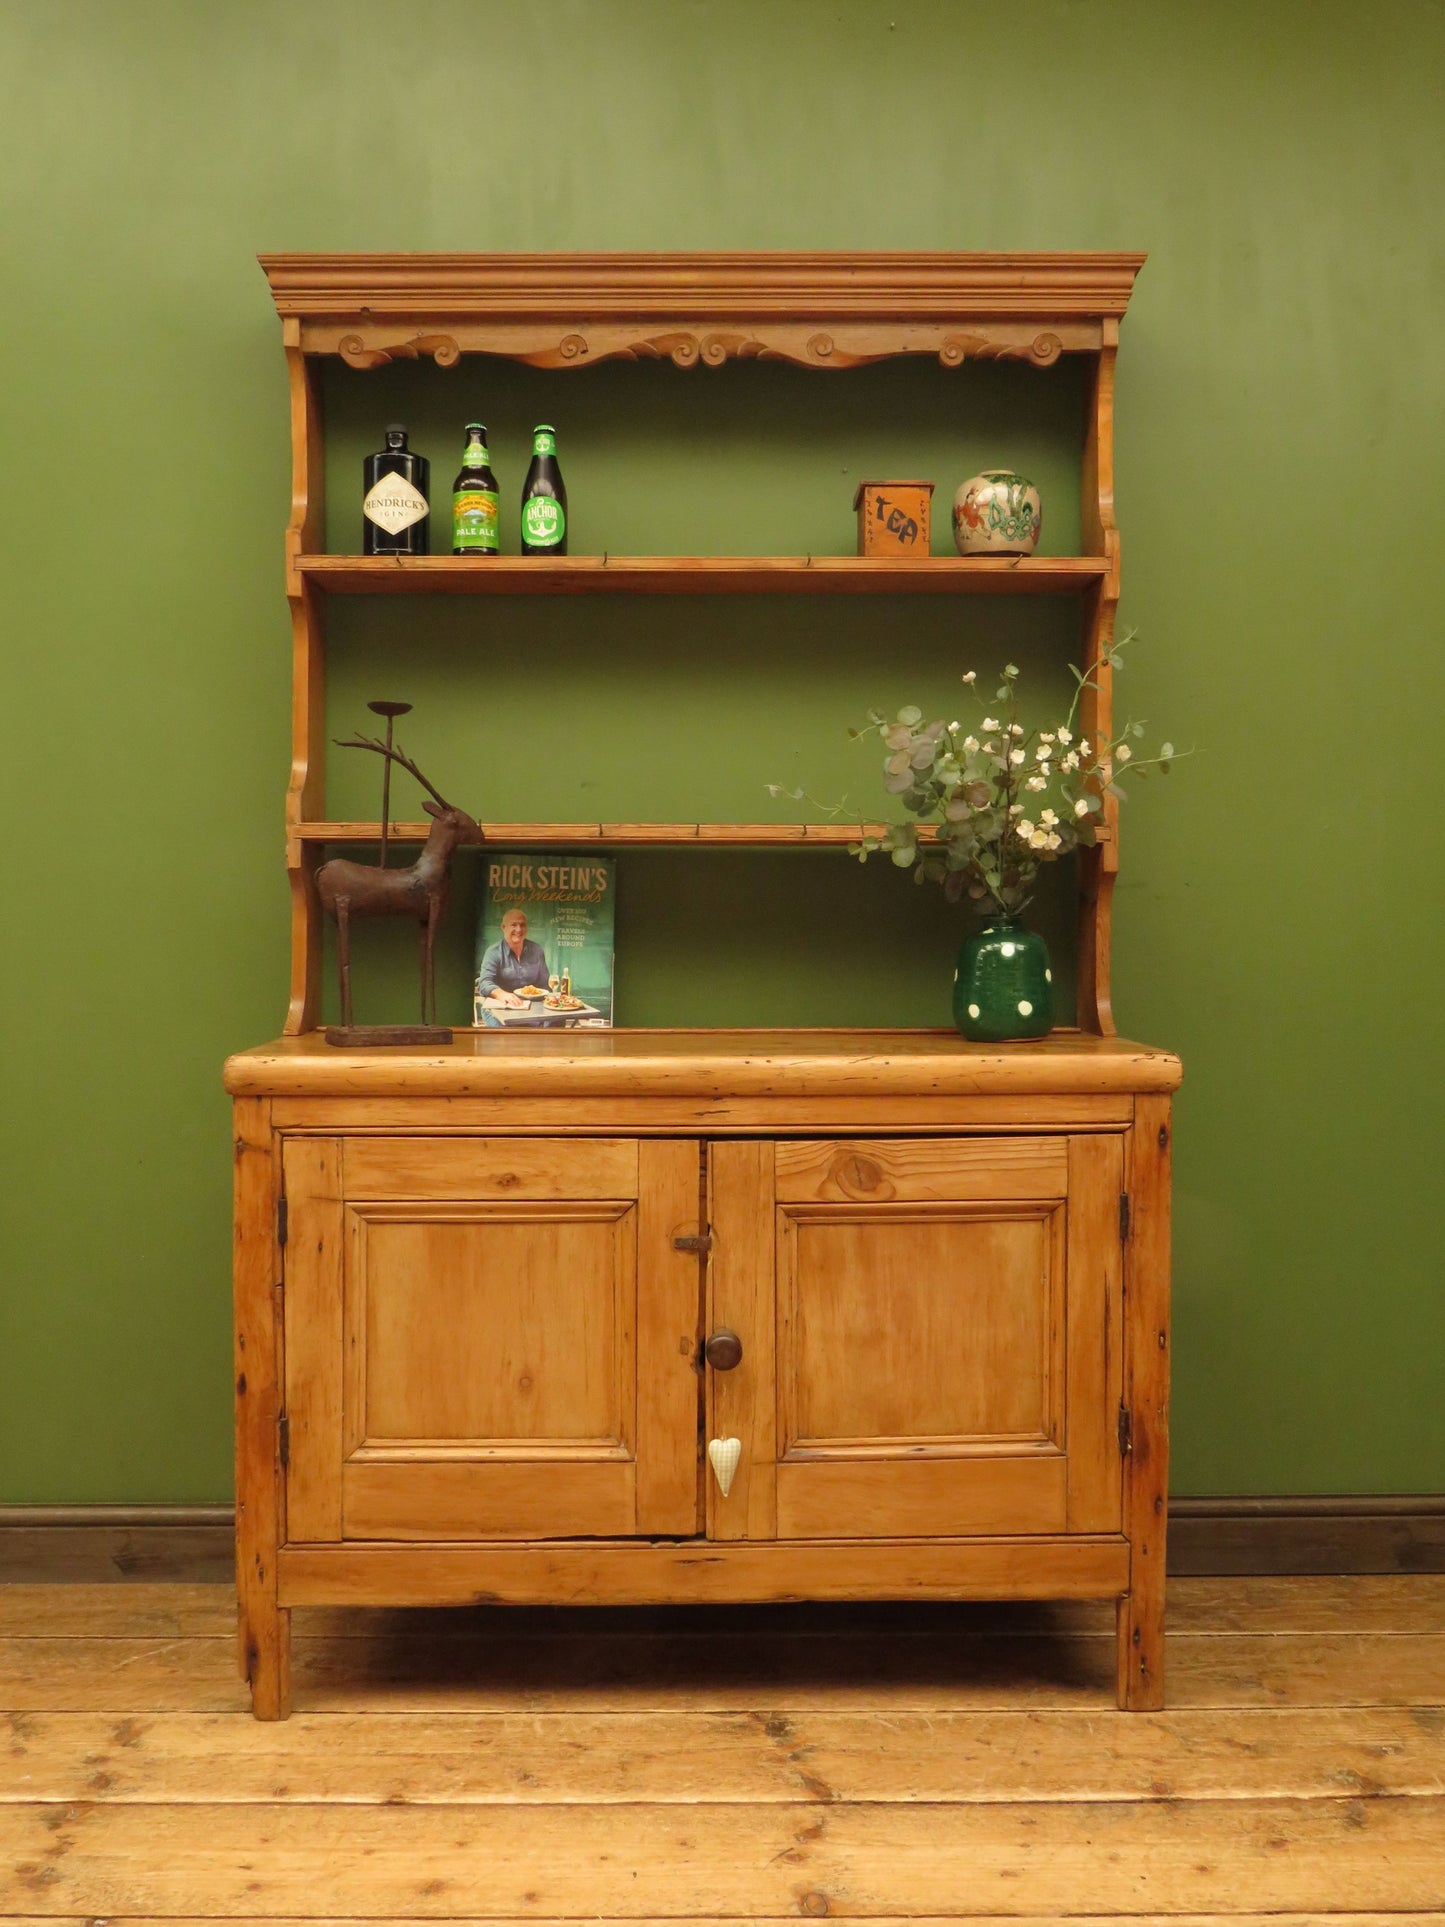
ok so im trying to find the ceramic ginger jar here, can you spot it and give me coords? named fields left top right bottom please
left=952, top=470, right=1042, bottom=556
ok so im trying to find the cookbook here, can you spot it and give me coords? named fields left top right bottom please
left=473, top=853, right=616, bottom=1027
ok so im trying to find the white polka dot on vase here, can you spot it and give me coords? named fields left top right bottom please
left=952, top=969, right=958, bottom=982
left=1000, top=941, right=1016, bottom=957
left=1018, top=1000, right=1033, bottom=1016
left=1045, top=968, right=1052, bottom=982
left=968, top=1003, right=980, bottom=1019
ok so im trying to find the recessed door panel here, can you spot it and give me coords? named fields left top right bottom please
left=783, top=1205, right=1061, bottom=1449
left=352, top=1205, right=633, bottom=1450
left=282, top=1137, right=701, bottom=1542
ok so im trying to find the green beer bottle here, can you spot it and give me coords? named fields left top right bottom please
left=520, top=424, right=568, bottom=555
left=452, top=423, right=500, bottom=556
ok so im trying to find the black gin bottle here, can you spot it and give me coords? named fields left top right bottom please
left=362, top=425, right=430, bottom=555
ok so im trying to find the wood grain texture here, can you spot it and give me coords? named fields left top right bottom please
left=634, top=1139, right=706, bottom=1534
left=5, top=1703, right=1443, bottom=1805
left=1121, top=1093, right=1174, bottom=1709
left=1065, top=1133, right=1125, bottom=1532
left=295, top=553, right=1111, bottom=594
left=232, top=1097, right=287, bottom=1717
left=774, top=1134, right=1068, bottom=1202
left=280, top=1138, right=344, bottom=1546
left=341, top=1134, right=638, bottom=1199
left=266, top=1091, right=1137, bottom=1133
left=706, top=1140, right=777, bottom=1541
left=4, top=1795, right=1444, bottom=1916
left=5, top=1572, right=1443, bottom=1637
left=4, top=1625, right=1443, bottom=1714
left=259, top=247, right=1148, bottom=308
left=225, top=1029, right=1184, bottom=1099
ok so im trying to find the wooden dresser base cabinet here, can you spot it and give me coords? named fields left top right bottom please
left=227, top=1030, right=1179, bottom=1719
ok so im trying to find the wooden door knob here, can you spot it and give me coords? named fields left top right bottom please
left=704, top=1329, right=743, bottom=1371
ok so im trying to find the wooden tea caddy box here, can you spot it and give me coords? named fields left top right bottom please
left=227, top=251, right=1179, bottom=1719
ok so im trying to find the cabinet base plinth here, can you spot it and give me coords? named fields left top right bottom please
left=277, top=1535, right=1131, bottom=1608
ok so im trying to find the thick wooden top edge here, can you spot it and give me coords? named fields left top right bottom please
left=224, top=1028, right=1183, bottom=1099
left=258, top=250, right=1147, bottom=322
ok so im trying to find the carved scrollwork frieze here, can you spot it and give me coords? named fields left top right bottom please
left=940, top=331, right=1063, bottom=368
left=338, top=332, right=462, bottom=370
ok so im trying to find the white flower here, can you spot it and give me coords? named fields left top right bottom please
left=1116, top=742, right=1131, bottom=761
left=949, top=719, right=961, bottom=731
left=1038, top=731, right=1055, bottom=744
left=1009, top=722, right=1025, bottom=737
left=1078, top=737, right=1091, bottom=757
left=961, top=670, right=977, bottom=684
left=1040, top=808, right=1059, bottom=827
left=1016, top=818, right=1035, bottom=840
left=1008, top=802, right=1024, bottom=815
left=1056, top=727, right=1072, bottom=746
left=1029, top=828, right=1049, bottom=849
left=981, top=717, right=1000, bottom=732
left=1074, top=797, right=1090, bottom=817
left=1009, top=748, right=1026, bottom=766
left=1061, top=751, right=1080, bottom=772
left=962, top=734, right=979, bottom=752
left=1025, top=774, right=1047, bottom=792
left=1045, top=831, right=1062, bottom=851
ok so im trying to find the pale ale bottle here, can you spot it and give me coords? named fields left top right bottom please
left=452, top=423, right=500, bottom=555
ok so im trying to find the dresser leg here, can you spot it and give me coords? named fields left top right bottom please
left=242, top=1596, right=292, bottom=1720
left=1116, top=1587, right=1164, bottom=1710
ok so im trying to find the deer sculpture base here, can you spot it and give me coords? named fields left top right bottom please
left=323, top=1024, right=455, bottom=1050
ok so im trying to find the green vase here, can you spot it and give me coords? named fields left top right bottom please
left=952, top=918, right=1053, bottom=1042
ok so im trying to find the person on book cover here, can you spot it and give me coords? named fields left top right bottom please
left=477, top=909, right=551, bottom=1007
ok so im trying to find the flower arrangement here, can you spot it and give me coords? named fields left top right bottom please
left=770, top=637, right=1179, bottom=919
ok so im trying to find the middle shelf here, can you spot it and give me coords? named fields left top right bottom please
left=293, top=820, right=1111, bottom=850
left=296, top=554, right=1110, bottom=596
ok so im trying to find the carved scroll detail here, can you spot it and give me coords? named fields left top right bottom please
left=940, top=330, right=1064, bottom=368
left=338, top=332, right=462, bottom=370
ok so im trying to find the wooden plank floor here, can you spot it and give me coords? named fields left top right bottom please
left=0, top=1577, right=1442, bottom=1921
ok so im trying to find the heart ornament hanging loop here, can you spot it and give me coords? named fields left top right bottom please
left=707, top=1436, right=742, bottom=1499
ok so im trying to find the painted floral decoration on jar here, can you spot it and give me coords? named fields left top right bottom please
left=953, top=470, right=1042, bottom=556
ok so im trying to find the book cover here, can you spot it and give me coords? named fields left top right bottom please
left=473, top=853, right=616, bottom=1028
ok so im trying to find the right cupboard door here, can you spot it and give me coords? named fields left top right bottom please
left=707, top=1136, right=1124, bottom=1541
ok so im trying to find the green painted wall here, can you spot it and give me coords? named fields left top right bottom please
left=2, top=0, right=1441, bottom=1502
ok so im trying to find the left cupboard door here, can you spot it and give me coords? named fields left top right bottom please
left=280, top=1137, right=703, bottom=1542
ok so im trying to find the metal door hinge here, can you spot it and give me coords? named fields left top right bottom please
left=276, top=1195, right=288, bottom=1247
left=673, top=1230, right=713, bottom=1255
left=1117, top=1402, right=1132, bottom=1457
left=278, top=1412, right=291, bottom=1469
left=1118, top=1192, right=1131, bottom=1244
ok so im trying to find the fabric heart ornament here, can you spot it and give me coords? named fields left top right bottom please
left=707, top=1436, right=742, bottom=1498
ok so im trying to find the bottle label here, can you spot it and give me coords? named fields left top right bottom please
left=363, top=473, right=429, bottom=535
left=533, top=431, right=557, bottom=456
left=522, top=496, right=566, bottom=547
left=453, top=489, right=500, bottom=550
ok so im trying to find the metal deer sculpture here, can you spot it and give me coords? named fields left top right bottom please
left=317, top=735, right=480, bottom=1031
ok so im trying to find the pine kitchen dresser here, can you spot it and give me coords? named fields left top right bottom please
left=226, top=253, right=1180, bottom=1718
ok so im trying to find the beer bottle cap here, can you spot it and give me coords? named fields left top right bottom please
left=534, top=423, right=555, bottom=436
left=384, top=423, right=408, bottom=446
left=466, top=422, right=486, bottom=437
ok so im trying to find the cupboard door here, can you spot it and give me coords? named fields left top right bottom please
left=708, top=1136, right=1123, bottom=1541
left=282, top=1137, right=702, bottom=1542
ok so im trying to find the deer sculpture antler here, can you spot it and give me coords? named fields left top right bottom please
left=333, top=734, right=461, bottom=816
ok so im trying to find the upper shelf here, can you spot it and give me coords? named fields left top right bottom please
left=259, top=250, right=1145, bottom=368
left=296, top=555, right=1110, bottom=597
